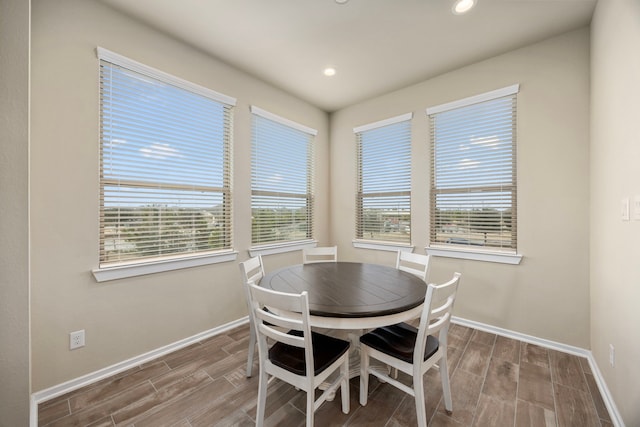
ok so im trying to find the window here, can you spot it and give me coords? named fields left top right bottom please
left=427, top=85, right=519, bottom=256
left=250, top=106, right=316, bottom=248
left=97, top=48, right=235, bottom=273
left=354, top=113, right=412, bottom=245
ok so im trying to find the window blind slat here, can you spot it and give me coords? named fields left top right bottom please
left=99, top=57, right=233, bottom=267
left=251, top=111, right=314, bottom=246
left=429, top=90, right=517, bottom=253
left=355, top=117, right=412, bottom=244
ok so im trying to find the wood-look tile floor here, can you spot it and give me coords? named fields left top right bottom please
left=38, top=323, right=613, bottom=426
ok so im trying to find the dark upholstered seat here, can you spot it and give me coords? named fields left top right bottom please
left=359, top=323, right=439, bottom=364
left=270, top=331, right=350, bottom=376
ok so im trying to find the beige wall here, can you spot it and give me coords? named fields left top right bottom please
left=0, top=0, right=31, bottom=425
left=591, top=0, right=640, bottom=425
left=28, top=2, right=640, bottom=424
left=30, top=0, right=329, bottom=391
left=330, top=28, right=591, bottom=348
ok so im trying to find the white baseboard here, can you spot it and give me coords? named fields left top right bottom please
left=29, top=317, right=249, bottom=427
left=29, top=315, right=624, bottom=427
left=451, top=316, right=590, bottom=357
left=452, top=316, right=624, bottom=427
left=584, top=351, right=625, bottom=427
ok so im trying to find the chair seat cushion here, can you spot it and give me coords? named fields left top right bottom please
left=359, top=322, right=439, bottom=364
left=269, top=331, right=350, bottom=376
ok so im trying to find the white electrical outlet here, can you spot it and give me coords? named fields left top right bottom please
left=622, top=198, right=630, bottom=221
left=609, top=344, right=615, bottom=367
left=70, top=330, right=85, bottom=350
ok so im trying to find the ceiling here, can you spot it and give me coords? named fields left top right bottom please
left=99, top=0, right=597, bottom=112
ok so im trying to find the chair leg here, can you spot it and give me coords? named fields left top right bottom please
left=306, top=388, right=315, bottom=427
left=246, top=321, right=256, bottom=377
left=340, top=358, right=350, bottom=414
left=359, top=346, right=370, bottom=406
left=255, top=369, right=268, bottom=427
left=439, top=355, right=453, bottom=415
left=413, top=373, right=427, bottom=427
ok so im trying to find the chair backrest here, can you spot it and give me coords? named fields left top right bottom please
left=414, top=272, right=461, bottom=365
left=396, top=251, right=430, bottom=282
left=239, top=255, right=265, bottom=312
left=248, top=284, right=315, bottom=378
left=303, top=246, right=338, bottom=264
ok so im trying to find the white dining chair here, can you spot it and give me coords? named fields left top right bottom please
left=238, top=255, right=265, bottom=377
left=396, top=250, right=430, bottom=281
left=359, top=272, right=462, bottom=427
left=302, top=245, right=338, bottom=264
left=248, top=283, right=350, bottom=426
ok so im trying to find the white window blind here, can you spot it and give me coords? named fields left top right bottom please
left=251, top=106, right=316, bottom=246
left=355, top=113, right=412, bottom=244
left=427, top=85, right=518, bottom=253
left=98, top=49, right=235, bottom=267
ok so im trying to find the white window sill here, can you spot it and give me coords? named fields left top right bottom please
left=249, top=240, right=317, bottom=257
left=92, top=251, right=238, bottom=282
left=426, top=246, right=523, bottom=265
left=352, top=240, right=414, bottom=253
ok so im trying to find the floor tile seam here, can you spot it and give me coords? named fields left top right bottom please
left=448, top=327, right=473, bottom=377
left=286, top=400, right=306, bottom=424
left=202, top=366, right=217, bottom=385
left=162, top=338, right=236, bottom=369
left=149, top=359, right=215, bottom=391
left=588, top=390, right=612, bottom=423
left=551, top=377, right=590, bottom=394
left=200, top=335, right=241, bottom=352
left=201, top=375, right=255, bottom=415
left=458, top=339, right=495, bottom=379
left=40, top=365, right=145, bottom=414
left=383, top=391, right=408, bottom=427
left=469, top=333, right=499, bottom=427
left=110, top=376, right=214, bottom=426
left=551, top=382, right=605, bottom=427
left=37, top=394, right=71, bottom=412
left=512, top=340, right=522, bottom=427
left=546, top=349, right=561, bottom=427
left=125, top=379, right=227, bottom=427
left=89, top=362, right=175, bottom=399
left=514, top=397, right=558, bottom=425
left=39, top=397, right=73, bottom=427
left=577, top=361, right=608, bottom=420
left=454, top=358, right=490, bottom=380
left=471, top=330, right=498, bottom=348
left=149, top=376, right=160, bottom=394
left=50, top=379, right=158, bottom=426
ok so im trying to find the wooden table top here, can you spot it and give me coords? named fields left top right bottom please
left=259, top=262, right=426, bottom=318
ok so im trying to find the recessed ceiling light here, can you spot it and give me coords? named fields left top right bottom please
left=452, top=0, right=477, bottom=15
left=335, top=0, right=349, bottom=4
left=323, top=67, right=337, bottom=77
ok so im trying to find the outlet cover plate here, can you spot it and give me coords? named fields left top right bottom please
left=70, top=330, right=85, bottom=350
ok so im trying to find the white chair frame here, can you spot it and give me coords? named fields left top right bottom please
left=249, top=283, right=350, bottom=427
left=238, top=255, right=265, bottom=377
left=302, top=246, right=337, bottom=264
left=396, top=250, right=431, bottom=282
left=360, top=272, right=461, bottom=427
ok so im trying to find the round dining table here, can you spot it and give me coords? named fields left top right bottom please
left=259, top=261, right=427, bottom=330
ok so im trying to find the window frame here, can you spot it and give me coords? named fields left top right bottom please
left=249, top=106, right=317, bottom=254
left=426, top=85, right=523, bottom=265
left=93, top=48, right=237, bottom=282
left=353, top=113, right=413, bottom=250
